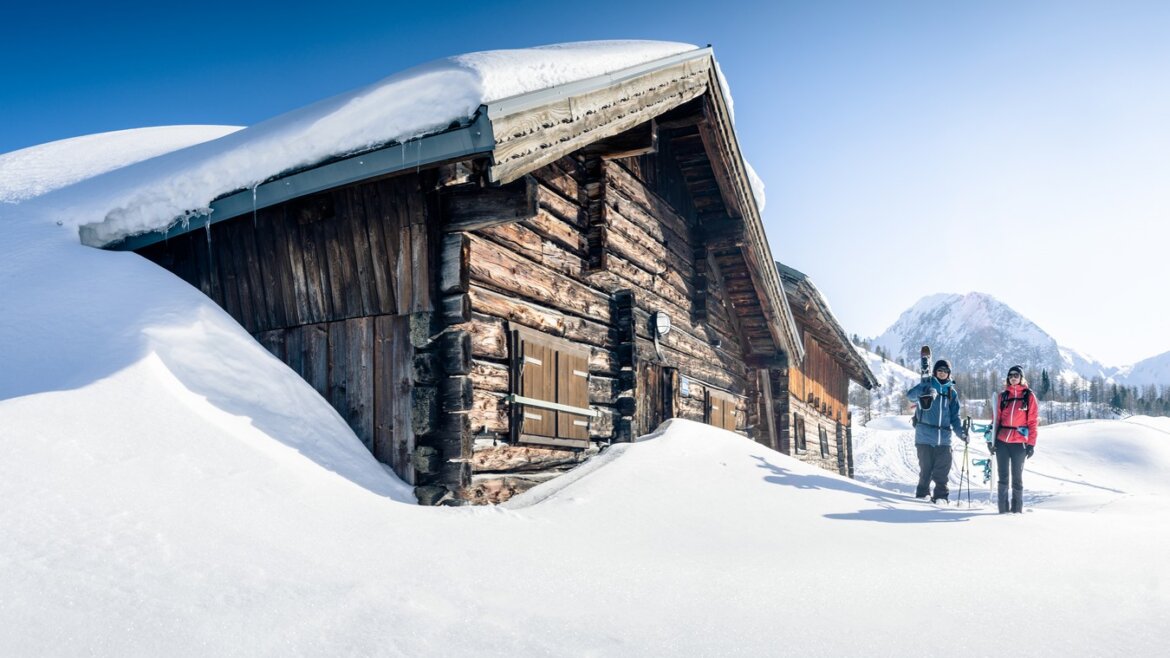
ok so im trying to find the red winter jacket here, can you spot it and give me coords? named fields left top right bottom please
left=995, top=384, right=1038, bottom=446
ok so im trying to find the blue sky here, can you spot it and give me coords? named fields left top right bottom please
left=4, top=1, right=1168, bottom=365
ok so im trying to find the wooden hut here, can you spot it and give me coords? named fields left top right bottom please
left=770, top=263, right=877, bottom=477
left=80, top=47, right=803, bottom=504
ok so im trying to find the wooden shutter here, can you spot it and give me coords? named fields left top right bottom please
left=518, top=337, right=557, bottom=438
left=512, top=328, right=592, bottom=448
left=707, top=389, right=738, bottom=432
left=557, top=349, right=591, bottom=442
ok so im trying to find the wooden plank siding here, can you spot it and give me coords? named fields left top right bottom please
left=137, top=173, right=436, bottom=486
left=778, top=336, right=852, bottom=475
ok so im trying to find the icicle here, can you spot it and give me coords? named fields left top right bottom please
left=252, top=184, right=259, bottom=228
left=205, top=220, right=214, bottom=274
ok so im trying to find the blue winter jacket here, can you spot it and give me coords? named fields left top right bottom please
left=906, top=378, right=966, bottom=446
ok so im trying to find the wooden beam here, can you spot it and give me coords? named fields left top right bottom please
left=579, top=120, right=658, bottom=160
left=653, top=97, right=707, bottom=130
left=441, top=175, right=538, bottom=232
left=580, top=155, right=608, bottom=272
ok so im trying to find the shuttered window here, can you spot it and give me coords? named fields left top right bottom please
left=707, top=389, right=739, bottom=433
left=510, top=328, right=592, bottom=449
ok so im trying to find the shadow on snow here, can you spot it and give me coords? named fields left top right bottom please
left=752, top=455, right=985, bottom=524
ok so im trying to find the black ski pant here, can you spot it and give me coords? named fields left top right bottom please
left=916, top=444, right=952, bottom=499
left=995, top=440, right=1027, bottom=513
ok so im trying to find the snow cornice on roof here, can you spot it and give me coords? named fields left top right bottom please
left=80, top=113, right=495, bottom=251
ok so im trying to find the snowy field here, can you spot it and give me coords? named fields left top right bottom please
left=3, top=43, right=1168, bottom=656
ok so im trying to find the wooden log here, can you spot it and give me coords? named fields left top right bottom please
left=466, top=233, right=611, bottom=322
left=442, top=376, right=474, bottom=412
left=470, top=389, right=508, bottom=434
left=589, top=405, right=616, bottom=439
left=441, top=175, right=538, bottom=232
left=590, top=375, right=618, bottom=405
left=470, top=359, right=510, bottom=393
left=456, top=313, right=508, bottom=359
left=652, top=97, right=707, bottom=130
left=440, top=330, right=472, bottom=375
left=469, top=284, right=565, bottom=337
left=441, top=293, right=471, bottom=325
left=579, top=155, right=608, bottom=272
left=607, top=161, right=691, bottom=253
left=470, top=444, right=590, bottom=473
left=440, top=233, right=470, bottom=294
left=530, top=158, right=579, bottom=206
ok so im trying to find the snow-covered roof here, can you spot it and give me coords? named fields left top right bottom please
left=64, top=39, right=802, bottom=364
left=63, top=41, right=697, bottom=248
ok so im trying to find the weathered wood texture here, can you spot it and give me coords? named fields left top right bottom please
left=254, top=314, right=416, bottom=482
left=789, top=336, right=849, bottom=423
left=444, top=154, right=758, bottom=454
left=137, top=172, right=438, bottom=487
left=488, top=57, right=711, bottom=184
left=139, top=174, right=434, bottom=334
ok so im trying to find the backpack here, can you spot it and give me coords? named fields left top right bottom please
left=913, top=385, right=956, bottom=427
left=1000, top=388, right=1033, bottom=412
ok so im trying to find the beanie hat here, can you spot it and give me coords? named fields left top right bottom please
left=1006, top=365, right=1027, bottom=386
left=933, top=359, right=952, bottom=373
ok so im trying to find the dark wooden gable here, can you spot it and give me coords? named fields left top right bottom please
left=776, top=263, right=877, bottom=389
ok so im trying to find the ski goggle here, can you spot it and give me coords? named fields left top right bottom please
left=935, top=366, right=951, bottom=374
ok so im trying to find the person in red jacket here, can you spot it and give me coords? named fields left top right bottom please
left=991, top=365, right=1039, bottom=513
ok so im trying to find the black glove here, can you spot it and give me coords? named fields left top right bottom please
left=1025, top=445, right=1035, bottom=459
left=960, top=431, right=970, bottom=444
left=987, top=442, right=996, bottom=455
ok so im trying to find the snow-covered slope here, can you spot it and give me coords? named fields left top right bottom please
left=5, top=406, right=1170, bottom=656
left=849, top=346, right=918, bottom=417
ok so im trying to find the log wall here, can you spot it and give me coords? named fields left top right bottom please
left=439, top=155, right=756, bottom=503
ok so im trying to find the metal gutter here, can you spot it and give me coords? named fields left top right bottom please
left=83, top=111, right=496, bottom=251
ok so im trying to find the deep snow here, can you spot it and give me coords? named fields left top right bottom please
left=2, top=42, right=1168, bottom=657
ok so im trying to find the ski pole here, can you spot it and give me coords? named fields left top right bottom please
left=961, top=416, right=972, bottom=508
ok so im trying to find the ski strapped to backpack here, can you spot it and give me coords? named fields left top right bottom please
left=917, top=345, right=935, bottom=411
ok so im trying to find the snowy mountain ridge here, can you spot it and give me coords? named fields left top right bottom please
left=870, top=292, right=1170, bottom=387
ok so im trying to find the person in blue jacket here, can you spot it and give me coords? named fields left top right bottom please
left=906, top=359, right=968, bottom=502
